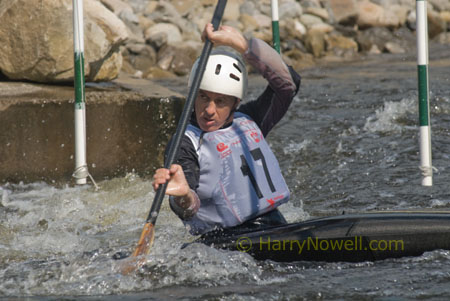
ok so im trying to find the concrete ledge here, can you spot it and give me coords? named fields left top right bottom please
left=0, top=75, right=184, bottom=183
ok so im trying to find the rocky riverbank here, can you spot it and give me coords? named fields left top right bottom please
left=0, top=0, right=449, bottom=83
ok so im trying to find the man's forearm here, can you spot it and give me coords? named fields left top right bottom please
left=169, top=189, right=201, bottom=220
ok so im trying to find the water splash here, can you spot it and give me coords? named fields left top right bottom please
left=363, top=97, right=416, bottom=133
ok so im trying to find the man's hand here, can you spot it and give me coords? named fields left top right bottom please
left=202, top=23, right=249, bottom=54
left=152, top=164, right=190, bottom=198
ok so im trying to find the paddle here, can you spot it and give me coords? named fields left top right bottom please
left=122, top=0, right=228, bottom=271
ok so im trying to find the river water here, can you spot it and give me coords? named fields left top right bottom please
left=1, top=43, right=450, bottom=300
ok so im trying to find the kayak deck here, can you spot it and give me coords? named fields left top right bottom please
left=195, top=212, right=450, bottom=262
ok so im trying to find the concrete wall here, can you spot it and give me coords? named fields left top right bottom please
left=0, top=78, right=184, bottom=184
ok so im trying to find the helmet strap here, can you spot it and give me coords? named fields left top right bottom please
left=223, top=97, right=240, bottom=127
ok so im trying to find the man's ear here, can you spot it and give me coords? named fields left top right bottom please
left=232, top=98, right=240, bottom=110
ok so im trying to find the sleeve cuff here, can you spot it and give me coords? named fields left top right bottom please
left=169, top=189, right=200, bottom=220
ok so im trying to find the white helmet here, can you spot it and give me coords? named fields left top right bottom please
left=188, top=50, right=247, bottom=100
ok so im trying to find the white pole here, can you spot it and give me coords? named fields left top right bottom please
left=271, top=0, right=280, bottom=53
left=416, top=0, right=433, bottom=186
left=73, top=0, right=88, bottom=185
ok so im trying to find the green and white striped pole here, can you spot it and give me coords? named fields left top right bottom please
left=416, top=0, right=433, bottom=186
left=271, top=0, right=281, bottom=53
left=72, top=0, right=88, bottom=185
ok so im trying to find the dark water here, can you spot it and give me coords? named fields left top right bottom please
left=1, top=43, right=450, bottom=300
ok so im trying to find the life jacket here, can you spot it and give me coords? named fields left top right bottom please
left=184, top=112, right=289, bottom=234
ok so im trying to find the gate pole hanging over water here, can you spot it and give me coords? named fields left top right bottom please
left=72, top=0, right=88, bottom=185
left=271, top=0, right=281, bottom=53
left=416, top=0, right=433, bottom=186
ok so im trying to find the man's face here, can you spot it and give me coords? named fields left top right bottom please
left=195, top=89, right=237, bottom=132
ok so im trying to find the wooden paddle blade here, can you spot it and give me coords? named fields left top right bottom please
left=119, top=222, right=155, bottom=275
left=132, top=222, right=155, bottom=257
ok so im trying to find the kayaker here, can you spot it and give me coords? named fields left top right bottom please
left=152, top=23, right=301, bottom=235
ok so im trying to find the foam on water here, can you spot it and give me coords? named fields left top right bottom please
left=2, top=174, right=306, bottom=296
left=363, top=96, right=416, bottom=133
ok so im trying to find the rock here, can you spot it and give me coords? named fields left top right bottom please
left=283, top=49, right=315, bottom=69
left=255, top=0, right=271, bottom=16
left=368, top=44, right=382, bottom=54
left=440, top=11, right=450, bottom=23
left=326, top=0, right=358, bottom=25
left=253, top=29, right=273, bottom=44
left=325, top=33, right=358, bottom=58
left=357, top=1, right=401, bottom=29
left=126, top=45, right=157, bottom=72
left=0, top=0, right=128, bottom=83
left=391, top=5, right=409, bottom=26
left=305, top=7, right=330, bottom=22
left=138, top=15, right=154, bottom=30
left=223, top=0, right=242, bottom=22
left=223, top=20, right=244, bottom=31
left=201, top=0, right=217, bottom=6
left=91, top=51, right=123, bottom=81
left=240, top=14, right=259, bottom=32
left=304, top=29, right=326, bottom=58
left=333, top=24, right=359, bottom=38
left=281, top=19, right=306, bottom=41
left=147, top=32, right=168, bottom=51
left=100, top=0, right=133, bottom=15
left=132, top=70, right=143, bottom=79
left=156, top=44, right=197, bottom=76
left=300, top=13, right=325, bottom=29
left=170, top=0, right=196, bottom=16
left=384, top=42, right=405, bottom=54
left=84, top=0, right=128, bottom=80
left=253, top=14, right=272, bottom=29
left=144, top=23, right=182, bottom=46
left=371, top=0, right=414, bottom=11
left=126, top=43, right=147, bottom=55
left=429, top=0, right=450, bottom=11
left=309, top=23, right=335, bottom=34
left=240, top=1, right=256, bottom=16
left=436, top=32, right=450, bottom=44
left=145, top=1, right=159, bottom=14
left=294, top=20, right=308, bottom=36
left=119, top=7, right=139, bottom=25
left=356, top=26, right=395, bottom=52
left=284, top=39, right=308, bottom=53
left=406, top=10, right=416, bottom=30
left=144, top=67, right=177, bottom=79
left=392, top=26, right=416, bottom=49
left=301, top=0, right=322, bottom=9
left=278, top=0, right=303, bottom=19
left=120, top=54, right=137, bottom=75
left=127, top=0, right=149, bottom=13
left=325, top=33, right=358, bottom=51
left=427, top=10, right=447, bottom=39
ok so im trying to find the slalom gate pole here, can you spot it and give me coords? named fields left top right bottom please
left=271, top=0, right=281, bottom=53
left=416, top=0, right=433, bottom=186
left=73, top=0, right=96, bottom=187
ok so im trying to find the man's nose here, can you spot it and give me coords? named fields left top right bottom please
left=204, top=100, right=216, bottom=115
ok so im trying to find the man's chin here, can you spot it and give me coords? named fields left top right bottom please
left=199, top=123, right=219, bottom=132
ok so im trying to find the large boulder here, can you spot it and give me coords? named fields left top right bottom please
left=0, top=0, right=128, bottom=83
left=357, top=1, right=402, bottom=29
left=326, top=0, right=359, bottom=25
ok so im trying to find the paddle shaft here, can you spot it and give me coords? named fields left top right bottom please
left=145, top=0, right=227, bottom=225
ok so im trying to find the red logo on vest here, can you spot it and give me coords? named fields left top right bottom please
left=250, top=131, right=260, bottom=143
left=216, top=142, right=228, bottom=152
